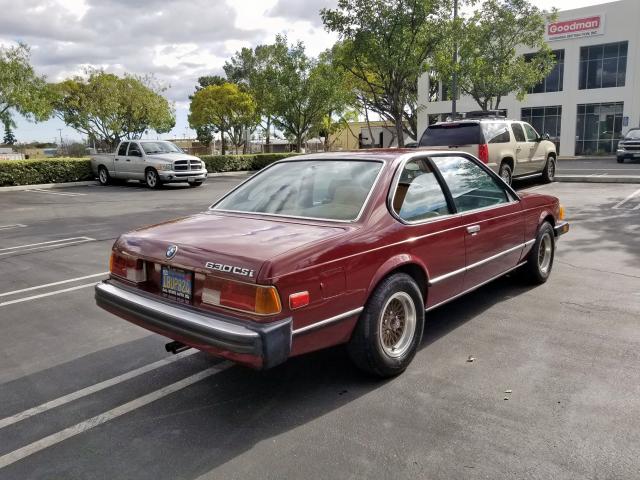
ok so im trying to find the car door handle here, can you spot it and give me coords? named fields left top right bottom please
left=466, top=225, right=481, bottom=235
left=126, top=159, right=131, bottom=162
left=115, top=158, right=119, bottom=161
left=516, top=147, right=522, bottom=152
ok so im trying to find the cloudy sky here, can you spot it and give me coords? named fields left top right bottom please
left=3, top=0, right=613, bottom=144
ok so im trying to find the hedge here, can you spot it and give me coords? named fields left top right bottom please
left=0, top=153, right=300, bottom=187
left=198, top=153, right=300, bottom=173
left=0, top=158, right=93, bottom=186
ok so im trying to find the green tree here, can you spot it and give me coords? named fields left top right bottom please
left=0, top=43, right=52, bottom=130
left=188, top=83, right=257, bottom=155
left=3, top=124, right=16, bottom=145
left=224, top=42, right=284, bottom=152
left=434, top=0, right=557, bottom=110
left=322, top=0, right=448, bottom=146
left=52, top=70, right=175, bottom=150
left=190, top=75, right=226, bottom=146
left=268, top=36, right=344, bottom=152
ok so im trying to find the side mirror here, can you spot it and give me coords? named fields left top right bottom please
left=544, top=133, right=551, bottom=140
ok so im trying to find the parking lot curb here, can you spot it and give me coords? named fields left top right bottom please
left=0, top=171, right=256, bottom=193
left=556, top=175, right=640, bottom=184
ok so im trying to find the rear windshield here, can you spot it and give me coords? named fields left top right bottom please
left=212, top=160, right=382, bottom=221
left=419, top=123, right=483, bottom=146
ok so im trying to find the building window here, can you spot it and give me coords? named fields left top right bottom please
left=521, top=106, right=562, bottom=152
left=575, top=102, right=624, bottom=155
left=526, top=50, right=564, bottom=93
left=579, top=42, right=627, bottom=90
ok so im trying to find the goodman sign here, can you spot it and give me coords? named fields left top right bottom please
left=547, top=15, right=605, bottom=41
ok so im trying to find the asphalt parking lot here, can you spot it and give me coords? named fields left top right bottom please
left=558, top=156, right=640, bottom=177
left=0, top=176, right=639, bottom=479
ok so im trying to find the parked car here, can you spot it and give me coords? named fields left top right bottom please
left=91, top=140, right=208, bottom=188
left=95, top=150, right=569, bottom=377
left=418, top=113, right=557, bottom=185
left=616, top=128, right=640, bottom=163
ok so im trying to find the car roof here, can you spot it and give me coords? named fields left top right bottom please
left=281, top=149, right=457, bottom=163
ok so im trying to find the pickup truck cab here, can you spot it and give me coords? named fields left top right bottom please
left=91, top=140, right=208, bottom=188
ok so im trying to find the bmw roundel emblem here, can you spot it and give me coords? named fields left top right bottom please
left=165, top=244, right=178, bottom=259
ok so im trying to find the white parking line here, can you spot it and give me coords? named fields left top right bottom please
left=0, top=363, right=230, bottom=469
left=0, top=224, right=27, bottom=231
left=612, top=188, right=640, bottom=209
left=0, top=272, right=109, bottom=298
left=0, top=282, right=98, bottom=307
left=0, top=237, right=95, bottom=256
left=24, top=188, right=87, bottom=197
left=0, top=350, right=198, bottom=430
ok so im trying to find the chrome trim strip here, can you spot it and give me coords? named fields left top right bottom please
left=292, top=307, right=364, bottom=336
left=429, top=240, right=532, bottom=286
left=426, top=261, right=527, bottom=312
left=209, top=158, right=385, bottom=224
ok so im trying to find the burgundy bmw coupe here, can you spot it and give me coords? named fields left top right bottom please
left=95, top=150, right=569, bottom=377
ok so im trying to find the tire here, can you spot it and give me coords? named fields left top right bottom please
left=617, top=156, right=625, bottom=164
left=520, top=222, right=555, bottom=285
left=348, top=273, right=425, bottom=377
left=542, top=155, right=556, bottom=183
left=499, top=162, right=513, bottom=186
left=98, top=166, right=111, bottom=186
left=188, top=181, right=203, bottom=188
left=145, top=168, right=161, bottom=189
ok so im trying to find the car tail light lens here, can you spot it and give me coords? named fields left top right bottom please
left=110, top=252, right=147, bottom=283
left=478, top=144, right=489, bottom=163
left=202, top=276, right=281, bottom=315
left=289, top=291, right=310, bottom=310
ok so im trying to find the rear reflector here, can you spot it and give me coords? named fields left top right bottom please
left=289, top=291, right=310, bottom=310
left=478, top=143, right=489, bottom=163
left=110, top=252, right=147, bottom=283
left=202, top=276, right=281, bottom=315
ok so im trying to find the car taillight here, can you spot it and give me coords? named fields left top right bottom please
left=202, top=276, right=281, bottom=315
left=478, top=143, right=489, bottom=163
left=109, top=252, right=147, bottom=283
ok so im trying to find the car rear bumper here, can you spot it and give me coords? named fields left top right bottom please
left=554, top=221, right=569, bottom=237
left=95, top=280, right=291, bottom=369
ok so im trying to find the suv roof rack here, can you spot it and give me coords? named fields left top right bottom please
left=465, top=110, right=507, bottom=119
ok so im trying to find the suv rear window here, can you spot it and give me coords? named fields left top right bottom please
left=482, top=122, right=511, bottom=143
left=419, top=123, right=482, bottom=147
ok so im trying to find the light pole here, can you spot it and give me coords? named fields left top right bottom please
left=451, top=0, right=459, bottom=120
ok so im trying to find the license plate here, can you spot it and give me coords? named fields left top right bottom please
left=634, top=153, right=640, bottom=158
left=187, top=176, right=195, bottom=182
left=161, top=266, right=193, bottom=303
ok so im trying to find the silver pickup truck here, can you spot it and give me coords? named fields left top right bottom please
left=91, top=140, right=208, bottom=188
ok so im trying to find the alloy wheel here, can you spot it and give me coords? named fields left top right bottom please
left=379, top=292, right=417, bottom=358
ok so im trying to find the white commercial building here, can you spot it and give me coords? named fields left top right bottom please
left=417, top=0, right=640, bottom=156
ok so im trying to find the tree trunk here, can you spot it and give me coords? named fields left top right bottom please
left=395, top=116, right=405, bottom=148
left=296, top=135, right=303, bottom=153
left=364, top=107, right=375, bottom=148
left=221, top=130, right=226, bottom=155
left=265, top=117, right=271, bottom=153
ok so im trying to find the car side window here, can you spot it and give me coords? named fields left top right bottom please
left=127, top=143, right=142, bottom=156
left=483, top=122, right=511, bottom=143
left=392, top=158, right=450, bottom=222
left=523, top=123, right=539, bottom=142
left=431, top=156, right=509, bottom=213
left=511, top=123, right=526, bottom=142
left=117, top=142, right=129, bottom=156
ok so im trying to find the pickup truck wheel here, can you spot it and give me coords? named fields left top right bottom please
left=145, top=168, right=161, bottom=189
left=520, top=222, right=555, bottom=285
left=499, top=163, right=512, bottom=185
left=542, top=156, right=556, bottom=183
left=98, top=166, right=111, bottom=186
left=188, top=181, right=203, bottom=188
left=348, top=273, right=424, bottom=377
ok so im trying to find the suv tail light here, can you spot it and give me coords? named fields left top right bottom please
left=110, top=252, right=147, bottom=283
left=478, top=143, right=489, bottom=163
left=202, top=276, right=281, bottom=315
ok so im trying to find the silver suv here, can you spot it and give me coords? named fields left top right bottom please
left=616, top=128, right=640, bottom=163
left=418, top=113, right=558, bottom=185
